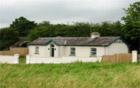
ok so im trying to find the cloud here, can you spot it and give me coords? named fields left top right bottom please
left=0, top=0, right=137, bottom=28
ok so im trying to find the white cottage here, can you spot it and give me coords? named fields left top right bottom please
left=27, top=32, right=129, bottom=64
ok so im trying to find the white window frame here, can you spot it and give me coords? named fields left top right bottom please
left=35, top=46, right=39, bottom=54
left=90, top=48, right=97, bottom=57
left=70, top=48, right=76, bottom=56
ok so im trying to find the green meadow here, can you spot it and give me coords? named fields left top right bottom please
left=0, top=62, right=140, bottom=88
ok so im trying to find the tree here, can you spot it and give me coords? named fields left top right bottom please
left=91, top=21, right=122, bottom=36
left=27, top=22, right=54, bottom=41
left=122, top=1, right=140, bottom=51
left=10, top=17, right=37, bottom=36
left=72, top=23, right=91, bottom=37
left=28, top=21, right=124, bottom=41
left=0, top=28, right=18, bottom=50
left=27, top=22, right=92, bottom=41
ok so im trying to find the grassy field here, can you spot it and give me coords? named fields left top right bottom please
left=0, top=62, right=140, bottom=88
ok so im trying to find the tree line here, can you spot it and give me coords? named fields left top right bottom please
left=0, top=1, right=139, bottom=52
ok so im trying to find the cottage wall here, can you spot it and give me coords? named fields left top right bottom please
left=105, top=42, right=129, bottom=55
left=28, top=45, right=49, bottom=57
left=64, top=46, right=105, bottom=58
left=28, top=42, right=128, bottom=58
left=29, top=45, right=105, bottom=58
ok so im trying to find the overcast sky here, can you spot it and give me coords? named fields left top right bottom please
left=0, top=0, right=137, bottom=28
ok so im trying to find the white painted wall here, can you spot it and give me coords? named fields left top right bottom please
left=28, top=40, right=128, bottom=64
left=29, top=42, right=128, bottom=58
left=132, top=50, right=138, bottom=63
left=64, top=46, right=105, bottom=58
left=105, top=42, right=129, bottom=55
left=58, top=46, right=66, bottom=57
left=29, top=43, right=61, bottom=57
left=29, top=45, right=105, bottom=58
left=29, top=45, right=49, bottom=57
left=28, top=44, right=104, bottom=63
left=0, top=54, right=19, bottom=64
left=26, top=55, right=99, bottom=64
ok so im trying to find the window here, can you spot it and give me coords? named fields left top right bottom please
left=70, top=48, right=76, bottom=56
left=90, top=48, right=96, bottom=56
left=35, top=46, right=39, bottom=54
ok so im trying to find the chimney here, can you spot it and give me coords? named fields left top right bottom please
left=91, top=32, right=100, bottom=38
left=64, top=40, right=67, bottom=45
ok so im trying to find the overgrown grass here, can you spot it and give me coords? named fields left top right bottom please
left=19, top=56, right=26, bottom=64
left=0, top=62, right=140, bottom=88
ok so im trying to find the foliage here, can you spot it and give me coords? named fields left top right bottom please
left=0, top=28, right=19, bottom=50
left=28, top=22, right=91, bottom=41
left=91, top=21, right=123, bottom=36
left=28, top=21, right=122, bottom=41
left=0, top=63, right=140, bottom=88
left=10, top=17, right=37, bottom=36
left=122, top=1, right=140, bottom=51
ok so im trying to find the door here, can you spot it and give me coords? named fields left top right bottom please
left=50, top=44, right=55, bottom=57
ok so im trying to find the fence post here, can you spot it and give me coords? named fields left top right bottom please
left=14, top=54, right=19, bottom=64
left=26, top=55, right=30, bottom=64
left=132, top=50, right=138, bottom=63
left=98, top=57, right=102, bottom=62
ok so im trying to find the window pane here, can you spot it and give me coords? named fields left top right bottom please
left=70, top=48, right=75, bottom=56
left=90, top=48, right=96, bottom=56
left=35, top=46, right=39, bottom=54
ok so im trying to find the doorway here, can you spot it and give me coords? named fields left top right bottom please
left=50, top=44, right=55, bottom=57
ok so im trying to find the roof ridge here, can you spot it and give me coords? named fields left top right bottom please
left=29, top=36, right=121, bottom=46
